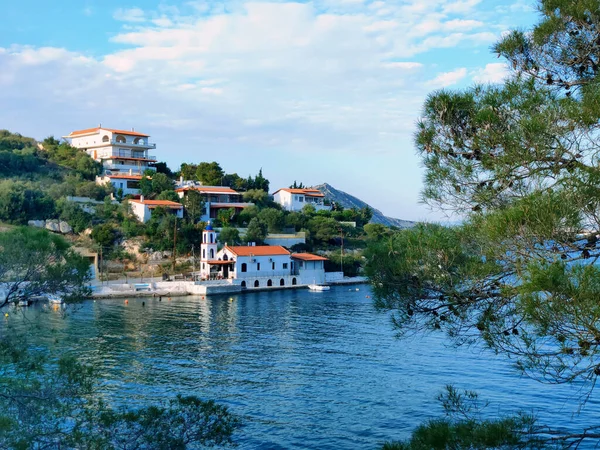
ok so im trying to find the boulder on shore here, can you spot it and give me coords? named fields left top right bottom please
left=59, top=221, right=73, bottom=234
left=45, top=220, right=61, bottom=233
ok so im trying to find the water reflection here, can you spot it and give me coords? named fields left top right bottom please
left=2, top=287, right=599, bottom=449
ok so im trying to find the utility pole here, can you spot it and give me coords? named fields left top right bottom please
left=172, top=217, right=177, bottom=274
left=100, top=246, right=103, bottom=285
left=339, top=227, right=344, bottom=274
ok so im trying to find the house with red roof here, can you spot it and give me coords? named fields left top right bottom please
left=199, top=225, right=327, bottom=288
left=129, top=197, right=183, bottom=223
left=272, top=188, right=331, bottom=212
left=63, top=126, right=157, bottom=195
left=176, top=182, right=254, bottom=222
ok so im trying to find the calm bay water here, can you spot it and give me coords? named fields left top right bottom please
left=3, top=285, right=599, bottom=449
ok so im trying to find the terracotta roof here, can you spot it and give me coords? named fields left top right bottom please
left=272, top=188, right=325, bottom=197
left=67, top=127, right=149, bottom=137
left=209, top=202, right=253, bottom=208
left=130, top=199, right=183, bottom=209
left=225, top=245, right=290, bottom=257
left=291, top=253, right=328, bottom=261
left=176, top=186, right=239, bottom=194
left=104, top=174, right=144, bottom=180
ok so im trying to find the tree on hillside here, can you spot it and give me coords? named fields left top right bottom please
left=196, top=162, right=225, bottom=186
left=219, top=227, right=241, bottom=245
left=179, top=163, right=198, bottom=180
left=183, top=190, right=206, bottom=223
left=245, top=218, right=268, bottom=245
left=258, top=208, right=285, bottom=233
left=243, top=189, right=269, bottom=207
left=367, top=1, right=600, bottom=447
left=153, top=161, right=174, bottom=178
left=0, top=180, right=55, bottom=224
left=0, top=228, right=90, bottom=307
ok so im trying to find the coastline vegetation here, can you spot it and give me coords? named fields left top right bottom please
left=367, top=1, right=600, bottom=447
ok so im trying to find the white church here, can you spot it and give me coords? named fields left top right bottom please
left=199, top=224, right=327, bottom=289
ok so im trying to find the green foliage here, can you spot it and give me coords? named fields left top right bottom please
left=55, top=199, right=93, bottom=233
left=370, top=2, right=600, bottom=446
left=0, top=227, right=91, bottom=307
left=245, top=217, right=268, bottom=245
left=218, top=227, right=241, bottom=245
left=183, top=189, right=206, bottom=223
left=91, top=223, right=119, bottom=248
left=156, top=190, right=180, bottom=202
left=153, top=161, right=174, bottom=178
left=196, top=161, right=225, bottom=186
left=258, top=207, right=285, bottom=233
left=0, top=337, right=239, bottom=449
left=383, top=386, right=543, bottom=450
left=42, top=136, right=103, bottom=180
left=243, top=189, right=269, bottom=207
left=325, top=250, right=363, bottom=277
left=75, top=181, right=113, bottom=201
left=217, top=208, right=236, bottom=227
left=0, top=180, right=55, bottom=224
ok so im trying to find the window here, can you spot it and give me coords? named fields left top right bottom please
left=210, top=249, right=214, bottom=259
left=241, top=263, right=247, bottom=273
left=267, top=279, right=272, bottom=287
left=202, top=263, right=205, bottom=269
left=299, top=197, right=304, bottom=202
left=283, top=263, right=288, bottom=269
left=102, top=135, right=109, bottom=142
left=272, top=262, right=275, bottom=270
left=210, top=233, right=214, bottom=243
left=116, top=135, right=126, bottom=143
left=254, top=280, right=259, bottom=288
left=280, top=279, right=285, bottom=286
left=241, top=281, right=246, bottom=288
left=202, top=249, right=206, bottom=259
left=127, top=180, right=140, bottom=189
left=292, top=278, right=297, bottom=285
left=257, top=263, right=261, bottom=271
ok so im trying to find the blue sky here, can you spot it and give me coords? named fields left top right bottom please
left=0, top=0, right=538, bottom=221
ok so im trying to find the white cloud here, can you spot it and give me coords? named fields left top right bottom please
left=113, top=7, right=146, bottom=23
left=472, top=62, right=509, bottom=83
left=428, top=68, right=468, bottom=87
left=0, top=0, right=537, bottom=220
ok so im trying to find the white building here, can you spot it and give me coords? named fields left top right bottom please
left=176, top=184, right=253, bottom=222
left=198, top=226, right=327, bottom=288
left=63, top=126, right=157, bottom=195
left=272, top=188, right=331, bottom=212
left=129, top=198, right=183, bottom=223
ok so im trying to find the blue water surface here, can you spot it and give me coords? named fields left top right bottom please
left=3, top=285, right=599, bottom=449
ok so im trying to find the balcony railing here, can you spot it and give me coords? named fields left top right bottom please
left=110, top=139, right=156, bottom=149
left=101, top=150, right=157, bottom=161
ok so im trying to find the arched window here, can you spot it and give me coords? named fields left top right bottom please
left=202, top=249, right=206, bottom=259
left=102, top=135, right=109, bottom=142
left=280, top=279, right=285, bottom=286
left=203, top=234, right=206, bottom=243
left=210, top=249, right=214, bottom=259
left=292, top=278, right=297, bottom=285
left=254, top=280, right=259, bottom=288
left=133, top=137, right=145, bottom=145
left=210, top=233, right=214, bottom=243
left=115, top=135, right=126, bottom=143
left=267, top=279, right=272, bottom=287
left=241, top=281, right=246, bottom=288
left=223, top=254, right=229, bottom=261
left=241, top=263, right=247, bottom=273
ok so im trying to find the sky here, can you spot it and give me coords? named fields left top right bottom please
left=0, top=0, right=538, bottom=221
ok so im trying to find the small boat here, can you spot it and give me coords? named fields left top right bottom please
left=47, top=294, right=64, bottom=305
left=308, top=284, right=330, bottom=292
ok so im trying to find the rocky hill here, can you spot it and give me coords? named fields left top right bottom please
left=313, top=183, right=415, bottom=228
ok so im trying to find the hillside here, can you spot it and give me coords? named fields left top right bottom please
left=313, top=183, right=415, bottom=228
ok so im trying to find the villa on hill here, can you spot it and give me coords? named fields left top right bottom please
left=175, top=180, right=254, bottom=222
left=63, top=126, right=157, bottom=196
left=272, top=188, right=331, bottom=212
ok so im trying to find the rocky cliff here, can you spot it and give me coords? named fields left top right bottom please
left=313, top=183, right=415, bottom=228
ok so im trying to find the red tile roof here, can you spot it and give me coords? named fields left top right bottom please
left=176, top=186, right=239, bottom=194
left=130, top=199, right=183, bottom=209
left=291, top=253, right=328, bottom=261
left=225, top=245, right=290, bottom=256
left=104, top=174, right=144, bottom=180
left=272, top=188, right=325, bottom=197
left=67, top=127, right=149, bottom=137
